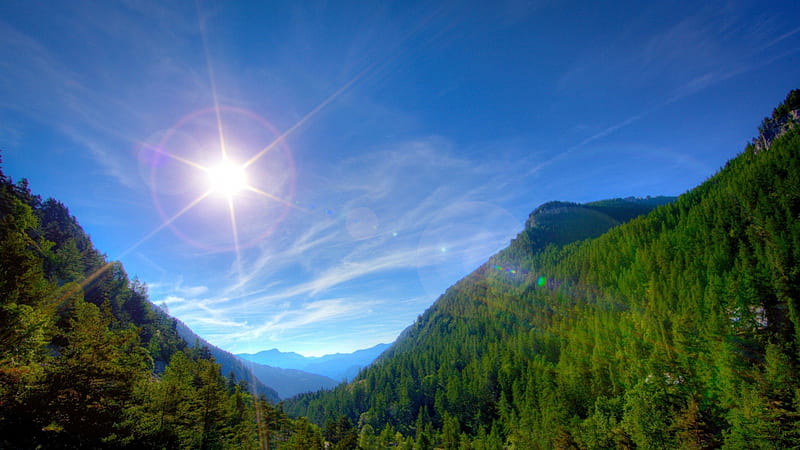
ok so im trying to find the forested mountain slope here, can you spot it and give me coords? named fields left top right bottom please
left=174, top=318, right=280, bottom=402
left=0, top=159, right=324, bottom=447
left=286, top=90, right=800, bottom=449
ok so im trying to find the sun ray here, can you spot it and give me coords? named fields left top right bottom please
left=121, top=190, right=213, bottom=259
left=254, top=395, right=268, bottom=449
left=207, top=64, right=228, bottom=162
left=243, top=66, right=371, bottom=169
left=53, top=261, right=115, bottom=310
left=53, top=189, right=215, bottom=309
left=148, top=145, right=208, bottom=172
left=240, top=7, right=437, bottom=171
left=227, top=196, right=243, bottom=280
left=245, top=185, right=308, bottom=212
left=196, top=1, right=228, bottom=161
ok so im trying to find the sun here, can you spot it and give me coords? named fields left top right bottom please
left=207, top=159, right=248, bottom=197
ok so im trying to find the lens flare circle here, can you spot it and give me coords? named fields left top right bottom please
left=416, top=201, right=521, bottom=301
left=147, top=106, right=296, bottom=252
left=345, top=207, right=379, bottom=240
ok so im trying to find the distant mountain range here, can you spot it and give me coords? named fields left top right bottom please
left=240, top=361, right=339, bottom=399
left=172, top=317, right=280, bottom=402
left=175, top=314, right=389, bottom=399
left=238, top=343, right=391, bottom=382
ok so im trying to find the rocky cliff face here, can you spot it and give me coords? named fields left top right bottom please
left=754, top=89, right=800, bottom=152
left=523, top=201, right=581, bottom=230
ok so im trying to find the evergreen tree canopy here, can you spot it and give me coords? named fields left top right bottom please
left=0, top=152, right=322, bottom=448
left=286, top=90, right=800, bottom=448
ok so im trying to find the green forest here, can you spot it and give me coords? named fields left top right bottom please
left=1, top=89, right=799, bottom=448
left=285, top=90, right=800, bottom=449
left=0, top=160, right=325, bottom=447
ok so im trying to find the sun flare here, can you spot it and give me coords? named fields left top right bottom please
left=141, top=107, right=303, bottom=266
left=208, top=159, right=248, bottom=197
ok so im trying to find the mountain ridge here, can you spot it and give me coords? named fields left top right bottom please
left=238, top=343, right=391, bottom=382
left=286, top=89, right=800, bottom=448
left=173, top=317, right=280, bottom=402
left=240, top=360, right=339, bottom=399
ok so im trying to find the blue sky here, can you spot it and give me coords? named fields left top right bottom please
left=1, top=0, right=799, bottom=356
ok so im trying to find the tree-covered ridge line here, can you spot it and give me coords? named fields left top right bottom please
left=2, top=86, right=798, bottom=448
left=172, top=314, right=282, bottom=401
left=0, top=157, right=323, bottom=447
left=520, top=196, right=676, bottom=252
left=286, top=89, right=800, bottom=449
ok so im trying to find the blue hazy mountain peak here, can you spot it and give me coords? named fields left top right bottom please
left=238, top=343, right=391, bottom=381
left=239, top=361, right=339, bottom=399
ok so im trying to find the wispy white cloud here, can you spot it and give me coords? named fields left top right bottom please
left=759, top=26, right=800, bottom=51
left=9, top=0, right=796, bottom=358
left=195, top=316, right=249, bottom=328
left=0, top=3, right=210, bottom=189
left=177, top=284, right=209, bottom=297
left=149, top=135, right=526, bottom=353
left=149, top=277, right=209, bottom=298
left=222, top=217, right=342, bottom=293
left=0, top=23, right=138, bottom=186
left=162, top=295, right=188, bottom=306
left=208, top=298, right=372, bottom=347
left=256, top=299, right=366, bottom=334
left=216, top=137, right=523, bottom=301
